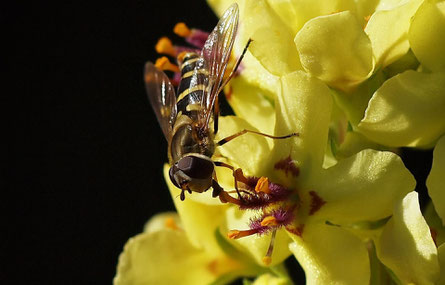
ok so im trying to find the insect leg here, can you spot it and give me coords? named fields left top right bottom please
left=214, top=180, right=245, bottom=205
left=180, top=184, right=192, bottom=201
left=217, top=130, right=298, bottom=146
left=214, top=161, right=250, bottom=202
left=211, top=179, right=222, bottom=197
left=216, top=38, right=253, bottom=96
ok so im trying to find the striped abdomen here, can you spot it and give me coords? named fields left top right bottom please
left=176, top=52, right=208, bottom=119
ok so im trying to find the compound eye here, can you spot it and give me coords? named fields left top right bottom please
left=169, top=166, right=180, bottom=188
left=177, top=156, right=214, bottom=180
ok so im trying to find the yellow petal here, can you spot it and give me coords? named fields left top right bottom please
left=437, top=243, right=445, bottom=284
left=252, top=273, right=288, bottom=285
left=289, top=222, right=370, bottom=285
left=226, top=76, right=275, bottom=135
left=365, top=0, right=423, bottom=67
left=376, top=192, right=440, bottom=284
left=241, top=0, right=301, bottom=76
left=424, top=202, right=445, bottom=247
left=332, top=70, right=385, bottom=127
left=295, top=11, right=374, bottom=91
left=427, top=135, right=445, bottom=225
left=358, top=70, right=445, bottom=147
left=336, top=131, right=384, bottom=159
left=207, top=0, right=240, bottom=17
left=375, top=0, right=414, bottom=10
left=272, top=71, right=333, bottom=182
left=216, top=115, right=272, bottom=175
left=355, top=0, right=379, bottom=21
left=143, top=212, right=181, bottom=234
left=310, top=149, right=415, bottom=224
left=267, top=0, right=357, bottom=33
left=114, top=230, right=241, bottom=285
left=409, top=0, right=445, bottom=72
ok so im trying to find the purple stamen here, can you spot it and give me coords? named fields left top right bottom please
left=238, top=179, right=291, bottom=210
left=185, top=29, right=209, bottom=49
left=248, top=207, right=296, bottom=235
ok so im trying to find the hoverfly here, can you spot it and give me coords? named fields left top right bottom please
left=144, top=4, right=296, bottom=201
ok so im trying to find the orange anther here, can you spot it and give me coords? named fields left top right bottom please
left=363, top=15, right=371, bottom=29
left=227, top=229, right=258, bottom=239
left=262, top=256, right=272, bottom=266
left=261, top=216, right=278, bottom=227
left=255, top=177, right=270, bottom=194
left=227, top=230, right=240, bottom=239
left=174, top=22, right=192, bottom=37
left=164, top=217, right=179, bottom=230
left=155, top=56, right=180, bottom=73
left=155, top=37, right=176, bottom=57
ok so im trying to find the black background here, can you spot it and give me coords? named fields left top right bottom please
left=8, top=0, right=432, bottom=284
left=9, top=0, right=219, bottom=284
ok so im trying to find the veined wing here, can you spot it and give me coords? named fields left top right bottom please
left=144, top=62, right=177, bottom=140
left=198, top=3, right=239, bottom=127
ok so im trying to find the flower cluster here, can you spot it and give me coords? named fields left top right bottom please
left=115, top=0, right=445, bottom=284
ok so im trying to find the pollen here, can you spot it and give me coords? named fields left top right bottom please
left=227, top=229, right=259, bottom=239
left=155, top=37, right=176, bottom=57
left=260, top=216, right=278, bottom=227
left=255, top=177, right=270, bottom=194
left=164, top=217, right=179, bottom=230
left=262, top=256, right=272, bottom=266
left=227, top=230, right=241, bottom=239
left=173, top=22, right=192, bottom=37
left=155, top=56, right=180, bottom=73
left=363, top=15, right=371, bottom=29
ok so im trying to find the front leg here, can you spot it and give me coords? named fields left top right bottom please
left=180, top=184, right=192, bottom=201
left=211, top=179, right=223, bottom=198
left=214, top=161, right=250, bottom=202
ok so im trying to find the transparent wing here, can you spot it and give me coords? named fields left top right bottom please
left=199, top=3, right=239, bottom=125
left=144, top=62, right=177, bottom=140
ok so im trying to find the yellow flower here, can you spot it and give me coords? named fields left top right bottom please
left=374, top=192, right=439, bottom=284
left=116, top=0, right=443, bottom=283
left=207, top=1, right=441, bottom=283
left=427, top=135, right=445, bottom=226
left=211, top=0, right=445, bottom=148
left=114, top=212, right=272, bottom=284
left=199, top=65, right=415, bottom=282
left=424, top=135, right=445, bottom=283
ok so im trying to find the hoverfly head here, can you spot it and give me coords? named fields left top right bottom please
left=169, top=154, right=214, bottom=194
